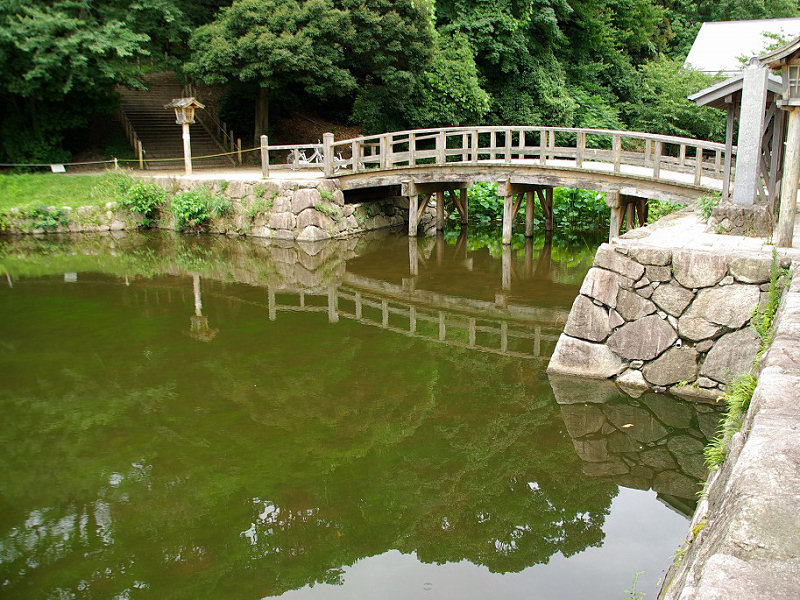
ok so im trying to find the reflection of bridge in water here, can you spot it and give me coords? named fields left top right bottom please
left=261, top=232, right=570, bottom=361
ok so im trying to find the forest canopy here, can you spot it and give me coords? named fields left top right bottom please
left=1, top=0, right=798, bottom=162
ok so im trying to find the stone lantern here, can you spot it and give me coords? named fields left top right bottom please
left=761, top=37, right=800, bottom=246
left=164, top=97, right=205, bottom=175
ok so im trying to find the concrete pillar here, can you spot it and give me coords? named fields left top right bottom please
left=733, top=62, right=770, bottom=206
left=777, top=107, right=800, bottom=247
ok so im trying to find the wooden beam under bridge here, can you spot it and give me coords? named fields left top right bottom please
left=403, top=180, right=470, bottom=235
left=497, top=180, right=554, bottom=245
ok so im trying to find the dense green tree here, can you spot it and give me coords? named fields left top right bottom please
left=622, top=55, right=725, bottom=139
left=0, top=0, right=192, bottom=162
left=186, top=0, right=356, bottom=145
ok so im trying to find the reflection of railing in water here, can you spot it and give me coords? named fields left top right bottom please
left=267, top=286, right=562, bottom=360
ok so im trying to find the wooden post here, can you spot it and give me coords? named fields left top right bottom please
left=260, top=135, right=269, bottom=178
left=438, top=311, right=446, bottom=340
left=500, top=322, right=508, bottom=354
left=352, top=140, right=361, bottom=174
left=409, top=132, right=416, bottom=166
left=539, top=128, right=547, bottom=165
left=299, top=291, right=305, bottom=308
left=137, top=139, right=144, bottom=169
left=327, top=286, right=339, bottom=324
left=267, top=286, right=276, bottom=321
left=182, top=122, right=192, bottom=174
left=408, top=236, right=419, bottom=276
left=524, top=238, right=534, bottom=279
left=543, top=188, right=554, bottom=232
left=694, top=147, right=703, bottom=186
left=469, top=318, right=477, bottom=346
left=381, top=300, right=389, bottom=327
left=462, top=132, right=469, bottom=162
left=409, top=306, right=417, bottom=334
left=323, top=132, right=334, bottom=177
left=237, top=138, right=242, bottom=165
left=607, top=190, right=622, bottom=242
left=612, top=135, right=621, bottom=173
left=679, top=144, right=686, bottom=167
left=490, top=130, right=496, bottom=160
left=777, top=107, right=800, bottom=247
left=502, top=187, right=514, bottom=245
left=645, top=139, right=652, bottom=164
left=355, top=291, right=362, bottom=319
left=652, top=141, right=662, bottom=179
left=504, top=128, right=512, bottom=164
left=435, top=191, right=445, bottom=231
left=436, top=131, right=446, bottom=165
left=723, top=101, right=735, bottom=199
left=576, top=131, right=585, bottom=168
left=408, top=194, right=419, bottom=237
left=525, top=190, right=534, bottom=238
left=471, top=129, right=479, bottom=163
left=625, top=200, right=636, bottom=231
left=501, top=245, right=511, bottom=290
left=113, top=157, right=119, bottom=170
left=459, top=188, right=468, bottom=224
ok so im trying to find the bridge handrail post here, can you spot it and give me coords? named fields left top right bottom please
left=652, top=140, right=662, bottom=179
left=409, top=132, right=416, bottom=167
left=471, top=129, right=479, bottom=163
left=436, top=131, right=446, bottom=165
left=518, top=128, right=526, bottom=158
left=645, top=139, right=652, bottom=165
left=260, top=134, right=269, bottom=178
left=323, top=132, right=335, bottom=177
left=504, top=128, right=512, bottom=164
left=679, top=144, right=686, bottom=167
left=612, top=134, right=622, bottom=173
left=576, top=131, right=585, bottom=168
left=351, top=140, right=361, bottom=173
left=462, top=132, right=469, bottom=162
left=694, top=146, right=703, bottom=186
left=380, top=134, right=390, bottom=169
left=490, top=130, right=497, bottom=160
left=539, top=128, right=547, bottom=165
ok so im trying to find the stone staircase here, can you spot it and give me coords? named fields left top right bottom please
left=117, top=72, right=235, bottom=169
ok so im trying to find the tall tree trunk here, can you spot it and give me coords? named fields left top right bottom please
left=254, top=87, right=269, bottom=146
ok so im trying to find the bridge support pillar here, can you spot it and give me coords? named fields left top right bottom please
left=408, top=194, right=418, bottom=237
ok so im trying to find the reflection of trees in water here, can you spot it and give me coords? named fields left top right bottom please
left=0, top=290, right=617, bottom=597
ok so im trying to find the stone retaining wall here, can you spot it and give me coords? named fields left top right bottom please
left=1, top=177, right=437, bottom=239
left=658, top=266, right=800, bottom=600
left=547, top=242, right=786, bottom=399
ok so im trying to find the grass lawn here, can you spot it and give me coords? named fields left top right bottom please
left=0, top=171, right=134, bottom=211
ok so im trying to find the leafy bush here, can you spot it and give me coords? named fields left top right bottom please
left=246, top=197, right=273, bottom=221
left=698, top=194, right=721, bottom=220
left=704, top=374, right=757, bottom=468
left=647, top=199, right=684, bottom=224
left=208, top=194, right=234, bottom=218
left=171, top=191, right=210, bottom=230
left=23, top=205, right=70, bottom=230
left=121, top=182, right=165, bottom=227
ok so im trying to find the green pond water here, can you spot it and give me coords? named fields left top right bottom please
left=0, top=229, right=721, bottom=599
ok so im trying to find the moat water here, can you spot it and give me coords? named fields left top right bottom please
left=0, top=229, right=721, bottom=599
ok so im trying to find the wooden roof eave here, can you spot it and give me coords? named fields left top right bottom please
left=760, top=36, right=800, bottom=69
left=689, top=74, right=783, bottom=110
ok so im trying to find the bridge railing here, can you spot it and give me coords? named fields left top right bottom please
left=321, top=126, right=734, bottom=186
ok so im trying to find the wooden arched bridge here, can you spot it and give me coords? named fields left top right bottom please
left=264, top=125, right=735, bottom=243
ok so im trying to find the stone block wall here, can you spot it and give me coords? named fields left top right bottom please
left=708, top=200, right=773, bottom=237
left=548, top=243, right=782, bottom=399
left=148, top=177, right=421, bottom=240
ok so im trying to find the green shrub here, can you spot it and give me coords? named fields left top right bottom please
left=208, top=194, right=234, bottom=218
left=752, top=248, right=790, bottom=344
left=318, top=188, right=335, bottom=202
left=121, top=182, right=165, bottom=227
left=171, top=191, right=210, bottom=230
left=24, top=205, right=70, bottom=230
left=647, top=199, right=684, bottom=224
left=246, top=197, right=273, bottom=221
left=704, top=374, right=757, bottom=468
left=699, top=194, right=720, bottom=220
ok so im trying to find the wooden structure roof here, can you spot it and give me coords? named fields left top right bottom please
left=760, top=36, right=800, bottom=68
left=689, top=71, right=784, bottom=109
